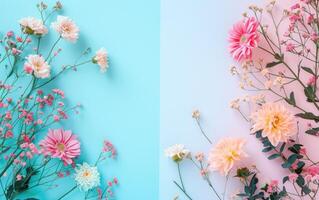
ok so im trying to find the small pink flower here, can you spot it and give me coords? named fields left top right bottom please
left=290, top=3, right=300, bottom=10
left=307, top=14, right=315, bottom=24
left=300, top=147, right=307, bottom=155
left=12, top=48, right=22, bottom=55
left=228, top=17, right=259, bottom=62
left=286, top=43, right=295, bottom=52
left=288, top=173, right=298, bottom=182
left=39, top=129, right=81, bottom=165
left=16, top=174, right=22, bottom=181
left=195, top=152, right=204, bottom=162
left=52, top=89, right=65, bottom=98
left=16, top=36, right=23, bottom=42
left=6, top=31, right=14, bottom=38
left=304, top=166, right=319, bottom=177
left=5, top=130, right=13, bottom=138
left=57, top=172, right=64, bottom=178
left=307, top=75, right=316, bottom=86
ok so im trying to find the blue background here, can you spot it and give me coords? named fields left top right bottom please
left=1, top=0, right=159, bottom=199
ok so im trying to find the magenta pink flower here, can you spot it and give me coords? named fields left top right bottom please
left=228, top=17, right=259, bottom=62
left=39, top=129, right=80, bottom=165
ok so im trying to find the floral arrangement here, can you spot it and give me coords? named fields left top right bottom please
left=0, top=2, right=117, bottom=200
left=166, top=0, right=319, bottom=199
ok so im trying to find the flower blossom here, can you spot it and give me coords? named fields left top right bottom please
left=251, top=103, right=296, bottom=146
left=39, top=129, right=80, bottom=165
left=51, top=16, right=79, bottom=42
left=24, top=55, right=50, bottom=78
left=93, top=48, right=109, bottom=73
left=19, top=17, right=48, bottom=35
left=208, top=138, right=247, bottom=175
left=229, top=17, right=259, bottom=62
left=75, top=162, right=101, bottom=191
left=165, top=144, right=190, bottom=162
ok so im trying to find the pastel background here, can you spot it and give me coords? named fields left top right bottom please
left=158, top=0, right=286, bottom=199
left=1, top=0, right=159, bottom=199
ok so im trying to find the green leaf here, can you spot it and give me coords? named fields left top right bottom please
left=301, top=66, right=315, bottom=75
left=285, top=92, right=296, bottom=106
left=295, top=161, right=305, bottom=174
left=266, top=61, right=282, bottom=68
left=282, top=176, right=289, bottom=184
left=282, top=154, right=298, bottom=168
left=262, top=147, right=273, bottom=152
left=280, top=143, right=286, bottom=153
left=296, top=175, right=305, bottom=187
left=287, top=154, right=298, bottom=164
left=295, top=112, right=319, bottom=122
left=304, top=86, right=316, bottom=102
left=274, top=53, right=284, bottom=60
left=302, top=186, right=311, bottom=195
left=268, top=154, right=280, bottom=160
left=305, top=127, right=319, bottom=136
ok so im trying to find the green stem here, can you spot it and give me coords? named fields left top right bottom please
left=173, top=181, right=193, bottom=200
left=57, top=185, right=77, bottom=200
left=195, top=118, right=212, bottom=144
left=177, top=162, right=185, bottom=190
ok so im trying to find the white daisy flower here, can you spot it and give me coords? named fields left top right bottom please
left=165, top=144, right=190, bottom=162
left=74, top=162, right=100, bottom=191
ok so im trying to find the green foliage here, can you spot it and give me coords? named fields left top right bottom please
left=6, top=166, right=39, bottom=200
left=295, top=112, right=319, bottom=122
left=305, top=127, right=319, bottom=136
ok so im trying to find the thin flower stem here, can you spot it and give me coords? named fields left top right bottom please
left=223, top=174, right=229, bottom=200
left=177, top=162, right=185, bottom=191
left=57, top=185, right=77, bottom=200
left=46, top=36, right=61, bottom=61
left=173, top=181, right=193, bottom=200
left=195, top=118, right=212, bottom=144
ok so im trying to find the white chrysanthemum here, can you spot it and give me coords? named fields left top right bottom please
left=165, top=144, right=190, bottom=162
left=93, top=48, right=109, bottom=73
left=51, top=16, right=79, bottom=42
left=19, top=17, right=48, bottom=35
left=74, top=163, right=100, bottom=191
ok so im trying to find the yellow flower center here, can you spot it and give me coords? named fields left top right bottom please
left=56, top=143, right=65, bottom=152
left=226, top=150, right=239, bottom=162
left=83, top=170, right=91, bottom=177
left=34, top=61, right=42, bottom=71
left=270, top=114, right=281, bottom=131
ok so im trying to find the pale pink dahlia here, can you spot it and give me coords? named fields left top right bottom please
left=229, top=17, right=259, bottom=62
left=51, top=16, right=79, bottom=42
left=19, top=17, right=48, bottom=35
left=208, top=138, right=247, bottom=175
left=93, top=48, right=109, bottom=73
left=24, top=54, right=50, bottom=79
left=251, top=103, right=296, bottom=146
left=39, top=129, right=80, bottom=164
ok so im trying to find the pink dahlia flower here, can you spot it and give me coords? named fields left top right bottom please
left=228, top=17, right=259, bottom=62
left=39, top=129, right=80, bottom=164
left=51, top=16, right=79, bottom=42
